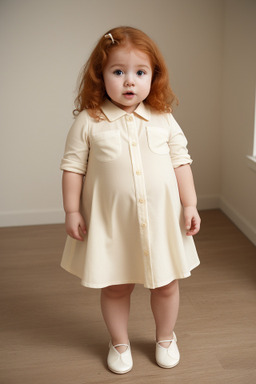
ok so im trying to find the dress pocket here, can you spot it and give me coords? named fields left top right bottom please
left=146, top=126, right=170, bottom=155
left=91, top=130, right=121, bottom=162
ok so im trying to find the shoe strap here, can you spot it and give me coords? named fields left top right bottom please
left=113, top=343, right=129, bottom=348
left=157, top=339, right=174, bottom=345
left=157, top=331, right=177, bottom=345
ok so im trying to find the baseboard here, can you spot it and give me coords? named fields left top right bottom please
left=0, top=209, right=65, bottom=227
left=220, top=198, right=256, bottom=246
left=0, top=199, right=255, bottom=246
left=1, top=197, right=219, bottom=227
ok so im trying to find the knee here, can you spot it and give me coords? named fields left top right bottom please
left=102, top=284, right=135, bottom=299
left=150, top=280, right=179, bottom=298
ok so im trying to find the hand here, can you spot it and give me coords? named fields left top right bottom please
left=183, top=206, right=201, bottom=236
left=65, top=212, right=87, bottom=241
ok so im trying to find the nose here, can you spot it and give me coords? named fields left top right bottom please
left=124, top=75, right=135, bottom=87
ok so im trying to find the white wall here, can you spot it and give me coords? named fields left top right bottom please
left=1, top=1, right=254, bottom=244
left=0, top=0, right=223, bottom=226
left=220, top=0, right=256, bottom=245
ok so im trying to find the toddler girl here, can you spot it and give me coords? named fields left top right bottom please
left=60, top=26, right=200, bottom=374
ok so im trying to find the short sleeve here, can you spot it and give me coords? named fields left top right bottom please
left=167, top=114, right=192, bottom=168
left=60, top=111, right=90, bottom=175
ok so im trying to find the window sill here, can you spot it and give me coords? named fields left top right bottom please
left=247, top=155, right=256, bottom=172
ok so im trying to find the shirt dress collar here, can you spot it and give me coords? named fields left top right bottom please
left=101, top=99, right=150, bottom=122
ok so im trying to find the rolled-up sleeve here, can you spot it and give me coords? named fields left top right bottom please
left=60, top=111, right=90, bottom=175
left=167, top=114, right=192, bottom=168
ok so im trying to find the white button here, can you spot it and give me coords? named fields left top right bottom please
left=144, top=250, right=149, bottom=256
left=136, top=170, right=142, bottom=175
left=139, top=198, right=144, bottom=204
left=126, top=115, right=133, bottom=121
left=131, top=141, right=137, bottom=146
left=141, top=223, right=147, bottom=228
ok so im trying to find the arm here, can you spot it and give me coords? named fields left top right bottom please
left=62, top=170, right=87, bottom=241
left=174, top=164, right=201, bottom=236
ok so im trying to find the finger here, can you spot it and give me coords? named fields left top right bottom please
left=80, top=222, right=87, bottom=234
left=185, top=217, right=192, bottom=231
left=75, top=234, right=84, bottom=241
left=186, top=229, right=197, bottom=236
left=68, top=229, right=84, bottom=241
left=78, top=226, right=86, bottom=240
left=186, top=222, right=200, bottom=236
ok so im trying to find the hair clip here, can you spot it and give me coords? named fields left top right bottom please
left=104, top=33, right=115, bottom=44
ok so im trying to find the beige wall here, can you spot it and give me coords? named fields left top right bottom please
left=220, top=0, right=256, bottom=244
left=0, top=0, right=255, bottom=244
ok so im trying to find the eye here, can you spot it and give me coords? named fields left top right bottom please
left=113, top=69, right=123, bottom=76
left=137, top=70, right=146, bottom=76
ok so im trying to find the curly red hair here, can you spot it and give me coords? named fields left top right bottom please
left=73, top=26, right=178, bottom=118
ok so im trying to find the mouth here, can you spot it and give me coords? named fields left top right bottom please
left=123, top=91, right=135, bottom=98
left=123, top=90, right=135, bottom=94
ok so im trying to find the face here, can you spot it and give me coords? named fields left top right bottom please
left=103, top=45, right=153, bottom=113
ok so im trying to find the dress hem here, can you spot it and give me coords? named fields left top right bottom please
left=60, top=260, right=200, bottom=290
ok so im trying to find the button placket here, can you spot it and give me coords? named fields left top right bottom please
left=126, top=115, right=154, bottom=287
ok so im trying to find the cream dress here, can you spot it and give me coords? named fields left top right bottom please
left=60, top=100, right=200, bottom=289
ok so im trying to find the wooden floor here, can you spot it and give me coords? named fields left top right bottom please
left=0, top=210, right=256, bottom=384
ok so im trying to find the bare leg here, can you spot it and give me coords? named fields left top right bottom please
left=101, top=284, right=135, bottom=353
left=150, top=280, right=179, bottom=347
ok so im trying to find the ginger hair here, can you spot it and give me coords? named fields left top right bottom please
left=73, top=26, right=178, bottom=119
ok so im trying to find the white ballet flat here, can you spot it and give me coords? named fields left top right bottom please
left=155, top=332, right=180, bottom=368
left=107, top=342, right=133, bottom=374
